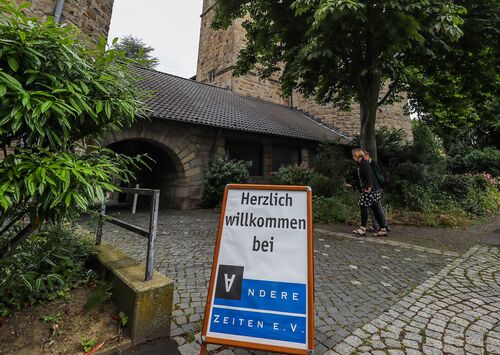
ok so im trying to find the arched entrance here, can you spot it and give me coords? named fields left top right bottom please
left=102, top=121, right=207, bottom=209
left=107, top=139, right=186, bottom=209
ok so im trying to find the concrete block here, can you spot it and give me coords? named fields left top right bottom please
left=94, top=244, right=174, bottom=345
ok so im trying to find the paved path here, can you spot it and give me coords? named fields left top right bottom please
left=100, top=210, right=500, bottom=354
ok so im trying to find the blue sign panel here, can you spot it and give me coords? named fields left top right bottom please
left=214, top=279, right=306, bottom=314
left=210, top=307, right=307, bottom=344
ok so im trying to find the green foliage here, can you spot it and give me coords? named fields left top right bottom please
left=313, top=142, right=353, bottom=189
left=0, top=0, right=147, bottom=254
left=0, top=225, right=95, bottom=316
left=447, top=146, right=500, bottom=176
left=118, top=311, right=128, bottom=327
left=271, top=165, right=337, bottom=197
left=352, top=125, right=500, bottom=225
left=83, top=279, right=113, bottom=313
left=80, top=337, right=97, bottom=353
left=408, top=0, right=499, bottom=148
left=202, top=153, right=252, bottom=207
left=272, top=165, right=314, bottom=186
left=112, top=35, right=159, bottom=69
left=40, top=312, right=61, bottom=324
left=411, top=122, right=443, bottom=165
left=312, top=193, right=359, bottom=225
left=0, top=146, right=144, bottom=223
left=397, top=174, right=499, bottom=218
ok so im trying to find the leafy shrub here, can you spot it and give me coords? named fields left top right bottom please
left=313, top=192, right=359, bottom=224
left=309, top=174, right=338, bottom=197
left=272, top=165, right=337, bottom=197
left=202, top=153, right=252, bottom=208
left=0, top=1, right=146, bottom=258
left=397, top=174, right=499, bottom=218
left=272, top=165, right=315, bottom=185
left=0, top=225, right=95, bottom=316
left=312, top=142, right=353, bottom=189
left=411, top=121, right=443, bottom=165
left=447, top=146, right=500, bottom=176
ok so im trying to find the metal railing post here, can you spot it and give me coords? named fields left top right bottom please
left=132, top=183, right=139, bottom=214
left=145, top=190, right=160, bottom=281
left=95, top=201, right=106, bottom=245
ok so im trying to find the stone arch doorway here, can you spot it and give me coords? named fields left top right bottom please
left=102, top=121, right=206, bottom=210
left=107, top=139, right=185, bottom=209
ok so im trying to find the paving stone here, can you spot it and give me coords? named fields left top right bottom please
left=422, top=346, right=443, bottom=355
left=178, top=342, right=201, bottom=355
left=405, top=349, right=424, bottom=355
left=333, top=342, right=354, bottom=355
left=402, top=339, right=420, bottom=349
left=344, top=335, right=363, bottom=347
left=443, top=344, right=465, bottom=355
left=443, top=335, right=463, bottom=347
left=215, top=350, right=235, bottom=355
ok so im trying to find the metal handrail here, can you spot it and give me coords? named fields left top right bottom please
left=95, top=187, right=160, bottom=281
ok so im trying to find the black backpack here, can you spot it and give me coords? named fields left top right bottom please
left=371, top=161, right=387, bottom=188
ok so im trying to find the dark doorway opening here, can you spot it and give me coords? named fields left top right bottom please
left=107, top=139, right=181, bottom=209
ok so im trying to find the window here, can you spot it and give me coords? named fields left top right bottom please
left=272, top=144, right=301, bottom=171
left=226, top=140, right=263, bottom=176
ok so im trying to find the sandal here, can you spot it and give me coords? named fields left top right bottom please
left=366, top=227, right=377, bottom=233
left=352, top=227, right=366, bottom=235
left=374, top=228, right=388, bottom=237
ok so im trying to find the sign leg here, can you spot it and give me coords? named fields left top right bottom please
left=200, top=342, right=207, bottom=355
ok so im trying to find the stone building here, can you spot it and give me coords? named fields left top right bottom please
left=8, top=0, right=412, bottom=209
left=104, top=67, right=349, bottom=209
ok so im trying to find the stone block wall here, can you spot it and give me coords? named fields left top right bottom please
left=195, top=0, right=235, bottom=88
left=291, top=90, right=412, bottom=138
left=15, top=0, right=114, bottom=40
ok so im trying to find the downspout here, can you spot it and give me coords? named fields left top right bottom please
left=53, top=0, right=65, bottom=24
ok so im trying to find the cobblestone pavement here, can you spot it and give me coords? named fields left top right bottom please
left=99, top=210, right=499, bottom=354
left=330, top=245, right=500, bottom=355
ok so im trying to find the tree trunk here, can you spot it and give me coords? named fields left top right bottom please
left=359, top=73, right=381, bottom=161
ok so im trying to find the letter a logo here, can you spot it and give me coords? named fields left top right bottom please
left=215, top=265, right=244, bottom=300
left=224, top=274, right=236, bottom=292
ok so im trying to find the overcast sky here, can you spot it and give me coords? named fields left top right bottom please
left=108, top=0, right=203, bottom=78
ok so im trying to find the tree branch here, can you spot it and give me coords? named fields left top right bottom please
left=377, top=79, right=400, bottom=107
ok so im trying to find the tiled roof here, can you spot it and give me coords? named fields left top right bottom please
left=132, top=66, right=350, bottom=143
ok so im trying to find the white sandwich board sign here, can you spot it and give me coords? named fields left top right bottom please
left=201, top=184, right=314, bottom=354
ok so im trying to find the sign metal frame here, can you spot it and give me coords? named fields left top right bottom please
left=201, top=184, right=314, bottom=355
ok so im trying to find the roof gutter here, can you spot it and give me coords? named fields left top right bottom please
left=53, top=0, right=65, bottom=24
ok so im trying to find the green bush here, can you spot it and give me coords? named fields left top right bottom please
left=312, top=192, right=359, bottom=224
left=272, top=165, right=315, bottom=185
left=447, top=146, right=500, bottom=176
left=0, top=225, right=95, bottom=316
left=272, top=165, right=338, bottom=197
left=309, top=174, right=338, bottom=197
left=202, top=153, right=252, bottom=208
left=312, top=142, right=353, bottom=189
left=397, top=174, right=499, bottom=218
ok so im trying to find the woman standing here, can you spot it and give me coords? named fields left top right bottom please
left=351, top=148, right=388, bottom=236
